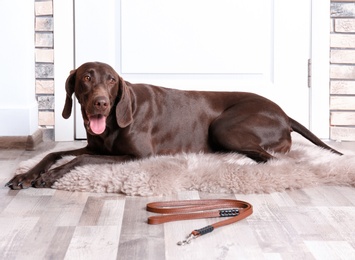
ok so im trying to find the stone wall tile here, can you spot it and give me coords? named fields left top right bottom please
left=36, top=63, right=54, bottom=78
left=39, top=111, right=54, bottom=126
left=334, top=18, right=355, bottom=32
left=35, top=49, right=54, bottom=63
left=35, top=33, right=53, bottom=47
left=38, top=95, right=55, bottom=110
left=331, top=3, right=355, bottom=17
left=36, top=80, right=54, bottom=94
left=35, top=1, right=53, bottom=16
left=35, top=17, right=54, bottom=31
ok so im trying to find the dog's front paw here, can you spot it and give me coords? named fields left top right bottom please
left=31, top=175, right=55, bottom=188
left=5, top=173, right=37, bottom=190
left=31, top=167, right=69, bottom=188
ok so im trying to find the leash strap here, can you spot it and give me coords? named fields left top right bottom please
left=146, top=199, right=253, bottom=246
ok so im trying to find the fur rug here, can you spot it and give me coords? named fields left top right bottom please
left=15, top=138, right=355, bottom=196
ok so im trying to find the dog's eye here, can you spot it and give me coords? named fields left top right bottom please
left=83, top=75, right=91, bottom=82
left=108, top=77, right=116, bottom=84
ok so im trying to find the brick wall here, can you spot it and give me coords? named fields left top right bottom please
left=35, top=0, right=54, bottom=140
left=330, top=0, right=355, bottom=141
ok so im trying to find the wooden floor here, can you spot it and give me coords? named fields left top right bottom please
left=0, top=140, right=354, bottom=260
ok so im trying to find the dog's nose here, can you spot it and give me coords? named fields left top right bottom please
left=93, top=96, right=109, bottom=111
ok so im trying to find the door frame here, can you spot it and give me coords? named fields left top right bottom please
left=54, top=0, right=330, bottom=141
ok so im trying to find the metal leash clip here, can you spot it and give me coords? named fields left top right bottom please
left=177, top=233, right=197, bottom=246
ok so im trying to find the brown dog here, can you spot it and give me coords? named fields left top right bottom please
left=6, top=62, right=342, bottom=189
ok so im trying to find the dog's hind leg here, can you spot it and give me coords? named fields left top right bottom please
left=209, top=121, right=275, bottom=163
left=209, top=107, right=291, bottom=163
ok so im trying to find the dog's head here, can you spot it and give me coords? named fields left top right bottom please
left=62, top=62, right=133, bottom=135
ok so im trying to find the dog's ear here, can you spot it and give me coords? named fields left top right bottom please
left=116, top=77, right=133, bottom=128
left=62, top=69, right=76, bottom=119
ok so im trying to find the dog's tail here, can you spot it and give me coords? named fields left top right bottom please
left=289, top=117, right=343, bottom=155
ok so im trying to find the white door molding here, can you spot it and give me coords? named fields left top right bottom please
left=54, top=0, right=75, bottom=141
left=310, top=0, right=330, bottom=139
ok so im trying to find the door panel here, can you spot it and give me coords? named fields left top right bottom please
left=121, top=0, right=269, bottom=74
left=74, top=0, right=310, bottom=139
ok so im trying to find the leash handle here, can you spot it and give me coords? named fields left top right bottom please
left=146, top=199, right=253, bottom=246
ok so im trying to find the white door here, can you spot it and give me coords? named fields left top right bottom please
left=74, top=0, right=311, bottom=139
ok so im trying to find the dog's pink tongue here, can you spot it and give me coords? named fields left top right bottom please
left=89, top=115, right=106, bottom=134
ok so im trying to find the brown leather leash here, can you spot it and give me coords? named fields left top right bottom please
left=146, top=199, right=253, bottom=245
